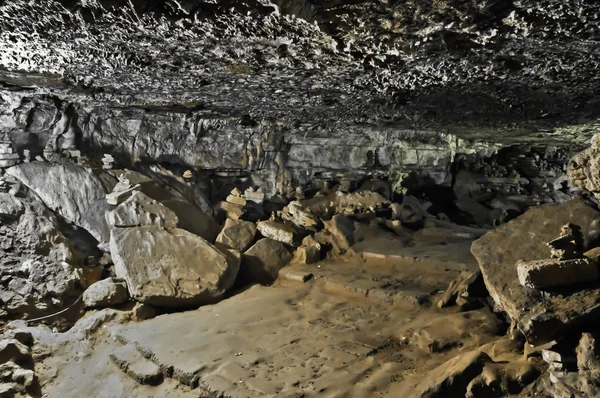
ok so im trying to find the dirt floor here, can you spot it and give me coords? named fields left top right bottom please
left=13, top=229, right=537, bottom=398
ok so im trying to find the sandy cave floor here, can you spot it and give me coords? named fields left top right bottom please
left=23, top=232, right=532, bottom=398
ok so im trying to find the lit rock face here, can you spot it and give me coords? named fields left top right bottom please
left=110, top=226, right=240, bottom=308
left=0, top=0, right=599, bottom=193
left=568, top=134, right=600, bottom=198
left=7, top=162, right=113, bottom=246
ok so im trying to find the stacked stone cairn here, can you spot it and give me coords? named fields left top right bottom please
left=0, top=136, right=20, bottom=168
left=516, top=223, right=598, bottom=290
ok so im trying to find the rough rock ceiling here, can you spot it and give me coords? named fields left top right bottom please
left=1, top=0, right=599, bottom=146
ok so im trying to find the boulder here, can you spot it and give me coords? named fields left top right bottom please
left=411, top=350, right=490, bottom=398
left=83, top=278, right=129, bottom=308
left=106, top=191, right=178, bottom=229
left=323, top=214, right=356, bottom=253
left=215, top=218, right=256, bottom=252
left=471, top=199, right=600, bottom=344
left=110, top=227, right=240, bottom=307
left=577, top=333, right=600, bottom=376
left=118, top=170, right=219, bottom=241
left=465, top=360, right=541, bottom=398
left=242, top=238, right=292, bottom=284
left=256, top=220, right=302, bottom=247
left=293, top=236, right=321, bottom=264
left=7, top=163, right=113, bottom=245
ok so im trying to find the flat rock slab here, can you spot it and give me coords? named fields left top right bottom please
left=110, top=344, right=163, bottom=386
left=471, top=199, right=600, bottom=344
left=517, top=258, right=599, bottom=289
left=113, top=284, right=407, bottom=397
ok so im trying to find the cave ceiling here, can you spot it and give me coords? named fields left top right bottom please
left=1, top=0, right=599, bottom=146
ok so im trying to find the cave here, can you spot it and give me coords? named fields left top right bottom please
left=1, top=1, right=600, bottom=397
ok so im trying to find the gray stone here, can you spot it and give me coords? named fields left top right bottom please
left=110, top=344, right=163, bottom=386
left=215, top=218, right=256, bottom=252
left=83, top=278, right=129, bottom=308
left=6, top=163, right=113, bottom=245
left=577, top=333, right=600, bottom=376
left=106, top=191, right=178, bottom=229
left=472, top=199, right=600, bottom=344
left=0, top=193, right=23, bottom=219
left=242, top=238, right=292, bottom=284
left=110, top=227, right=240, bottom=307
left=118, top=170, right=219, bottom=241
left=517, top=258, right=599, bottom=289
left=0, top=338, right=30, bottom=365
left=256, top=220, right=301, bottom=247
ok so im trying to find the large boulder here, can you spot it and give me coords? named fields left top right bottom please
left=106, top=191, right=178, bottom=229
left=117, top=170, right=218, bottom=241
left=7, top=162, right=113, bottom=245
left=215, top=218, right=256, bottom=252
left=110, top=226, right=239, bottom=307
left=471, top=199, right=600, bottom=345
left=242, top=238, right=292, bottom=284
left=256, top=220, right=302, bottom=247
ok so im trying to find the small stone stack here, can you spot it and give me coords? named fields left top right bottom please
left=547, top=223, right=583, bottom=260
left=0, top=137, right=20, bottom=168
left=106, top=175, right=140, bottom=206
left=220, top=188, right=246, bottom=220
left=102, top=154, right=115, bottom=170
left=0, top=176, right=9, bottom=193
left=244, top=187, right=265, bottom=204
